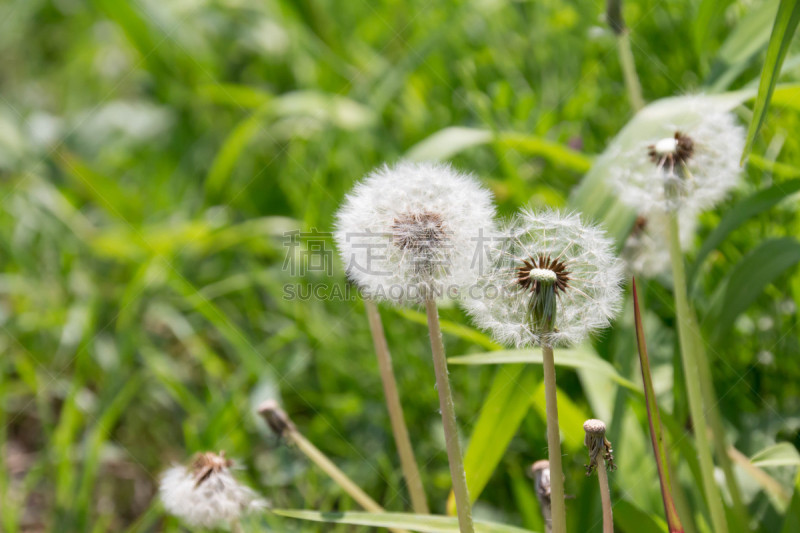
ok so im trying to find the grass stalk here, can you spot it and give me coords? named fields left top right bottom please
left=364, top=299, right=429, bottom=514
left=666, top=214, right=729, bottom=533
left=689, top=318, right=749, bottom=527
left=541, top=344, right=567, bottom=533
left=424, top=298, right=475, bottom=533
left=607, top=0, right=644, bottom=111
left=617, top=32, right=645, bottom=112
left=257, top=401, right=409, bottom=533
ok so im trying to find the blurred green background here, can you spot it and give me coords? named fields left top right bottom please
left=1, top=0, right=799, bottom=532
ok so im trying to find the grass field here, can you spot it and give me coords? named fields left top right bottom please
left=1, top=0, right=800, bottom=532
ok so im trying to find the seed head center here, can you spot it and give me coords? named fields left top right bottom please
left=647, top=131, right=694, bottom=169
left=516, top=254, right=571, bottom=295
left=392, top=211, right=446, bottom=252
left=529, top=268, right=557, bottom=282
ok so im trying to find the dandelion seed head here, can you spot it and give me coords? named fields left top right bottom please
left=465, top=209, right=623, bottom=348
left=334, top=161, right=497, bottom=304
left=159, top=451, right=266, bottom=528
left=621, top=208, right=698, bottom=277
left=609, top=102, right=745, bottom=213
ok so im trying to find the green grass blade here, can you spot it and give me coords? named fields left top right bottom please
left=272, top=510, right=537, bottom=532
left=781, top=471, right=800, bottom=533
left=205, top=107, right=271, bottom=202
left=404, top=126, right=591, bottom=173
left=689, top=179, right=800, bottom=283
left=704, top=0, right=779, bottom=91
left=448, top=348, right=639, bottom=392
left=446, top=365, right=538, bottom=513
left=395, top=308, right=501, bottom=350
left=710, top=237, right=800, bottom=340
left=612, top=500, right=668, bottom=533
left=741, top=0, right=800, bottom=162
left=633, top=278, right=684, bottom=533
left=750, top=442, right=800, bottom=467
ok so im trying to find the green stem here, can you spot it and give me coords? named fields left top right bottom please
left=541, top=344, right=567, bottom=533
left=365, top=300, right=429, bottom=514
left=667, top=214, right=728, bottom=533
left=689, top=317, right=749, bottom=528
left=617, top=31, right=645, bottom=112
left=424, top=298, right=474, bottom=533
left=597, top=460, right=614, bottom=533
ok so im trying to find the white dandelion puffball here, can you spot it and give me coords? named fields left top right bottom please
left=465, top=210, right=624, bottom=348
left=609, top=105, right=745, bottom=213
left=622, top=209, right=698, bottom=278
left=334, top=161, right=497, bottom=304
left=159, top=452, right=265, bottom=528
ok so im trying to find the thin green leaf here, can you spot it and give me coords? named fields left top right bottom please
left=272, top=510, right=537, bottom=533
left=612, top=500, right=669, bottom=533
left=404, top=126, right=591, bottom=173
left=633, top=278, right=684, bottom=533
left=741, top=0, right=800, bottom=161
left=690, top=179, right=800, bottom=283
left=769, top=83, right=800, bottom=111
left=781, top=471, right=800, bottom=533
left=447, top=365, right=538, bottom=513
left=710, top=237, right=800, bottom=340
left=704, top=0, right=779, bottom=91
left=395, top=308, right=501, bottom=350
left=748, top=154, right=800, bottom=178
left=205, top=107, right=271, bottom=201
left=751, top=442, right=800, bottom=467
left=448, top=347, right=639, bottom=392
left=530, top=382, right=589, bottom=451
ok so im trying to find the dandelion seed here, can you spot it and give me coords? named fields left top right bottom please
left=609, top=103, right=745, bottom=213
left=159, top=451, right=266, bottom=528
left=334, top=161, right=497, bottom=304
left=465, top=209, right=624, bottom=348
left=621, top=209, right=698, bottom=277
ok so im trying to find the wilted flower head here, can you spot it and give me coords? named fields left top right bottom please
left=609, top=105, right=745, bottom=213
left=465, top=210, right=623, bottom=348
left=583, top=419, right=616, bottom=475
left=334, top=161, right=496, bottom=304
left=621, top=209, right=698, bottom=277
left=159, top=451, right=265, bottom=528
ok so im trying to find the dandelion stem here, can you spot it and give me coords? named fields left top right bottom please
left=690, top=320, right=749, bottom=526
left=607, top=1, right=644, bottom=112
left=597, top=460, right=614, bottom=533
left=541, top=344, right=567, bottom=533
left=617, top=31, right=645, bottom=112
left=667, top=214, right=728, bottom=533
left=424, top=298, right=474, bottom=533
left=364, top=299, right=429, bottom=514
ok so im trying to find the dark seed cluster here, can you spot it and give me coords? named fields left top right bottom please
left=516, top=254, right=571, bottom=294
left=392, top=211, right=447, bottom=252
left=648, top=131, right=694, bottom=168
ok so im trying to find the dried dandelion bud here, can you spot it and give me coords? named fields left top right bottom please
left=529, top=460, right=552, bottom=501
left=583, top=419, right=616, bottom=475
left=257, top=399, right=295, bottom=438
left=621, top=208, right=698, bottom=278
left=159, top=451, right=266, bottom=528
